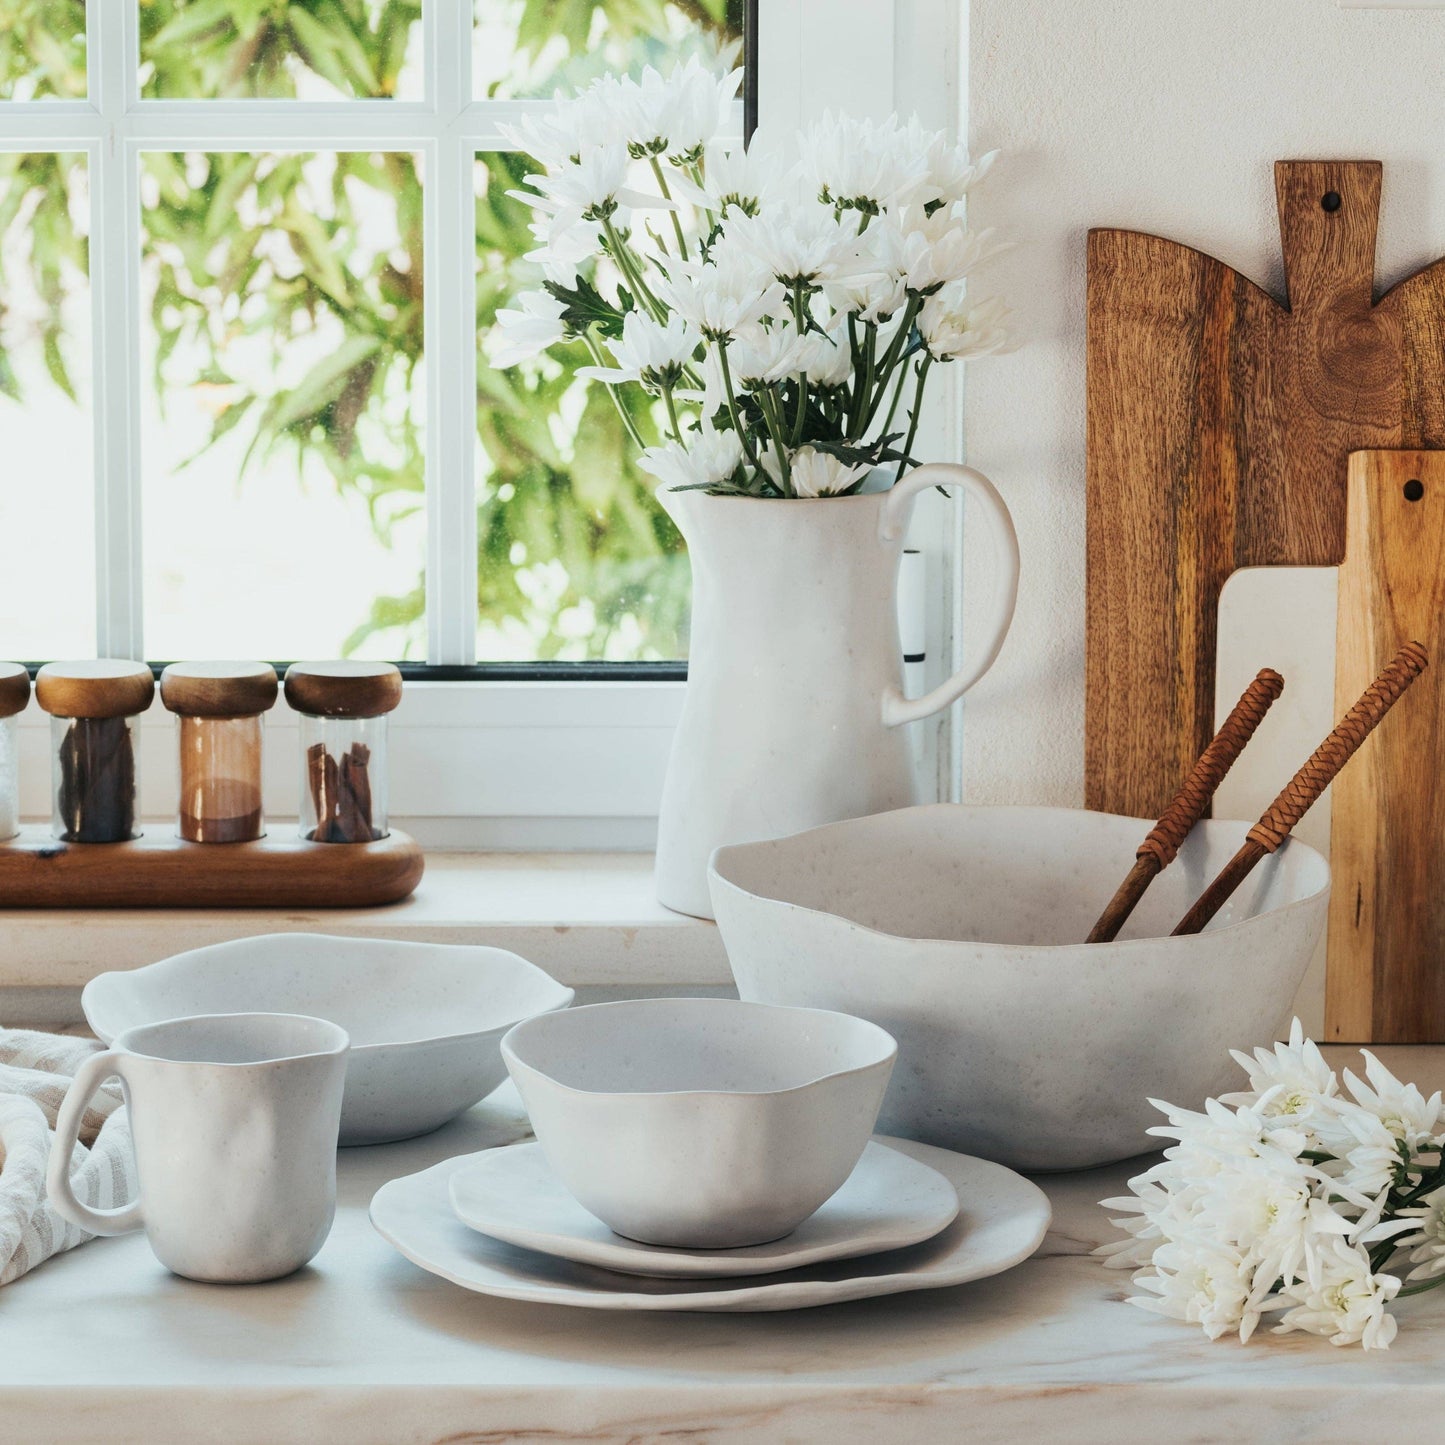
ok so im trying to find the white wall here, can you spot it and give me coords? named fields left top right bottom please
left=961, top=0, right=1445, bottom=807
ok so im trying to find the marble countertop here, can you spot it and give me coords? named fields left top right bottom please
left=9, top=1064, right=1445, bottom=1445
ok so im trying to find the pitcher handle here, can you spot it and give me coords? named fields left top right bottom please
left=879, top=463, right=1020, bottom=728
left=46, top=1050, right=144, bottom=1237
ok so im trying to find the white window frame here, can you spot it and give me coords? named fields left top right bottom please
left=3, top=0, right=968, bottom=849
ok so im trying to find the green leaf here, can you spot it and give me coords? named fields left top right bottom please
left=269, top=333, right=382, bottom=433
left=544, top=276, right=625, bottom=340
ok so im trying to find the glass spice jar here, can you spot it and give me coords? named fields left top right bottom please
left=160, top=662, right=278, bottom=844
left=283, top=662, right=402, bottom=843
left=0, top=663, right=31, bottom=841
left=35, top=661, right=155, bottom=844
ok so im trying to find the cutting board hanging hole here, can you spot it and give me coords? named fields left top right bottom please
left=1322, top=190, right=1343, bottom=213
left=1404, top=478, right=1425, bottom=501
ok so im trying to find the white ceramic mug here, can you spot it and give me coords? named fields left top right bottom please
left=47, top=1012, right=349, bottom=1283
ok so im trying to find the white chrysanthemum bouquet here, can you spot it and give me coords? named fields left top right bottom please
left=1099, top=1021, right=1445, bottom=1350
left=495, top=60, right=1008, bottom=499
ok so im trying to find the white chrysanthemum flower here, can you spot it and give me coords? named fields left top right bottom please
left=762, top=444, right=870, bottom=498
left=523, top=213, right=602, bottom=287
left=491, top=289, right=568, bottom=368
left=726, top=323, right=814, bottom=386
left=577, top=311, right=699, bottom=390
left=727, top=203, right=857, bottom=289
left=1344, top=1051, right=1444, bottom=1152
left=795, top=321, right=853, bottom=387
left=655, top=248, right=784, bottom=340
left=1396, top=1184, right=1445, bottom=1281
left=799, top=110, right=931, bottom=214
left=918, top=288, right=1010, bottom=363
left=823, top=266, right=910, bottom=323
left=913, top=129, right=997, bottom=210
left=1272, top=1239, right=1399, bottom=1349
left=629, top=59, right=743, bottom=164
left=671, top=136, right=788, bottom=217
left=1221, top=1017, right=1338, bottom=1121
left=638, top=426, right=744, bottom=492
left=500, top=76, right=635, bottom=168
left=1128, top=1239, right=1260, bottom=1343
left=516, top=143, right=671, bottom=231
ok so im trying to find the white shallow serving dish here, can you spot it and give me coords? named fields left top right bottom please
left=710, top=804, right=1331, bottom=1172
left=502, top=997, right=896, bottom=1248
left=83, top=933, right=574, bottom=1146
left=448, top=1138, right=959, bottom=1278
left=372, top=1136, right=1048, bottom=1312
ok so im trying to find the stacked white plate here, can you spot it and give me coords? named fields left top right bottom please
left=369, top=1134, right=1051, bottom=1313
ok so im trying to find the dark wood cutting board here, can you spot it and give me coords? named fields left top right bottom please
left=1086, top=160, right=1445, bottom=821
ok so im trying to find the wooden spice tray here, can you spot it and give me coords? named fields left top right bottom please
left=0, top=824, right=425, bottom=908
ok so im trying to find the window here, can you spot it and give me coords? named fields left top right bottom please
left=0, top=3, right=961, bottom=844
left=0, top=0, right=745, bottom=669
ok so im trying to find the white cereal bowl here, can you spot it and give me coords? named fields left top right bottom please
left=82, top=933, right=574, bottom=1146
left=709, top=805, right=1331, bottom=1172
left=500, top=997, right=897, bottom=1249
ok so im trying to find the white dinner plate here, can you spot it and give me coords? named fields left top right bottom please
left=447, top=1138, right=960, bottom=1278
left=371, top=1136, right=1050, bottom=1313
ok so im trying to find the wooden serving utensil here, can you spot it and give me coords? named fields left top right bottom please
left=1172, top=642, right=1429, bottom=937
left=1087, top=668, right=1285, bottom=943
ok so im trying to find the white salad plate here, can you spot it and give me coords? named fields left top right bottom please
left=371, top=1137, right=1050, bottom=1313
left=447, top=1138, right=960, bottom=1278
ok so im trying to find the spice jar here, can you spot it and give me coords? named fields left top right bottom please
left=160, top=662, right=278, bottom=844
left=35, top=660, right=154, bottom=843
left=0, top=664, right=31, bottom=841
left=283, top=662, right=401, bottom=843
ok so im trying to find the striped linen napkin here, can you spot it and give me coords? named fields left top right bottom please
left=0, top=1029, right=134, bottom=1285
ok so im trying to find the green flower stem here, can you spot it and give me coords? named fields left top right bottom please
left=876, top=357, right=912, bottom=440
left=648, top=157, right=689, bottom=262
left=662, top=380, right=684, bottom=443
left=583, top=328, right=647, bottom=450
left=757, top=384, right=793, bottom=471
left=848, top=322, right=877, bottom=438
left=601, top=216, right=668, bottom=324
left=1397, top=1275, right=1445, bottom=1298
left=716, top=343, right=761, bottom=470
left=893, top=355, right=933, bottom=483
left=862, top=296, right=922, bottom=430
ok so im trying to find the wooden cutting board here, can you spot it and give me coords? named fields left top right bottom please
left=1325, top=450, right=1445, bottom=1043
left=1086, top=159, right=1445, bottom=821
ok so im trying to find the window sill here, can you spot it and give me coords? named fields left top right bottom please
left=0, top=853, right=730, bottom=993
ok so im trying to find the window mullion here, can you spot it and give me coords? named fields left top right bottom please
left=426, top=0, right=478, bottom=665
left=90, top=0, right=144, bottom=660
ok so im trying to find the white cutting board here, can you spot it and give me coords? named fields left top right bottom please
left=1214, top=567, right=1339, bottom=1034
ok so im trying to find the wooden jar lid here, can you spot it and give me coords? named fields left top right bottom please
left=0, top=663, right=30, bottom=719
left=35, top=660, right=155, bottom=719
left=160, top=661, right=279, bottom=718
left=283, top=661, right=403, bottom=719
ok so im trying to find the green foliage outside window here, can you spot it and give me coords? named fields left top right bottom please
left=0, top=0, right=744, bottom=660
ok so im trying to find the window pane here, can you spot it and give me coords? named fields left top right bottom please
left=0, top=2, right=86, bottom=100
left=0, top=152, right=94, bottom=658
left=473, top=0, right=743, bottom=100
left=475, top=152, right=686, bottom=662
left=140, top=0, right=424, bottom=100
left=141, top=151, right=425, bottom=660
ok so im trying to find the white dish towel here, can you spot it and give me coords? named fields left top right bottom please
left=0, top=1029, right=134, bottom=1285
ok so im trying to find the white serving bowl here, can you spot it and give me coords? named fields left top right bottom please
left=83, top=933, right=574, bottom=1146
left=709, top=805, right=1331, bottom=1172
left=501, top=997, right=897, bottom=1249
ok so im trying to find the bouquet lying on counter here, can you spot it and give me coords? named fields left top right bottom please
left=1099, top=1021, right=1445, bottom=1350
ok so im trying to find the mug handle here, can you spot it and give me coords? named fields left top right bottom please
left=46, top=1050, right=144, bottom=1236
left=878, top=462, right=1020, bottom=729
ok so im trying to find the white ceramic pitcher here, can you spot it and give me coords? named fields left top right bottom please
left=655, top=463, right=1020, bottom=918
left=47, top=1012, right=349, bottom=1283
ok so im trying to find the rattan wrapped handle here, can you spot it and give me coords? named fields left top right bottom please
left=1247, top=640, right=1428, bottom=852
left=1086, top=668, right=1284, bottom=944
left=1138, top=668, right=1285, bottom=868
left=1173, top=642, right=1429, bottom=936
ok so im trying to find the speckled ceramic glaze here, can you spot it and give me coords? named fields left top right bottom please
left=710, top=804, right=1331, bottom=1171
left=502, top=998, right=897, bottom=1249
left=47, top=1012, right=348, bottom=1283
left=82, top=933, right=574, bottom=1145
left=654, top=466, right=1020, bottom=920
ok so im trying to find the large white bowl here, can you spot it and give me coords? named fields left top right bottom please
left=710, top=805, right=1331, bottom=1172
left=501, top=997, right=897, bottom=1249
left=83, top=933, right=574, bottom=1146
